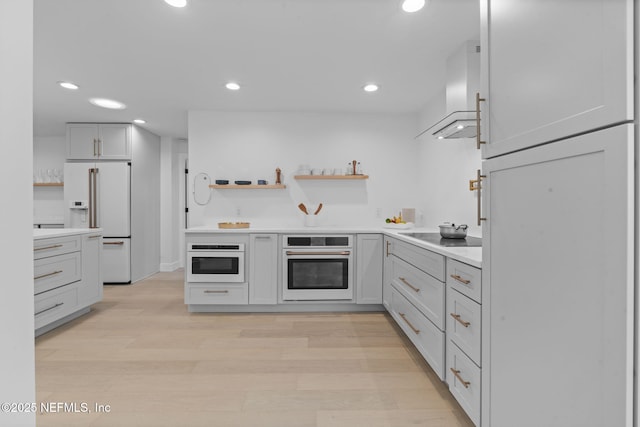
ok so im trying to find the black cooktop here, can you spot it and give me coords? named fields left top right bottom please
left=399, top=232, right=482, bottom=247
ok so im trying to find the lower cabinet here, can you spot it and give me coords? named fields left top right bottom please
left=249, top=234, right=278, bottom=304
left=186, top=283, right=249, bottom=305
left=33, top=232, right=103, bottom=335
left=356, top=234, right=383, bottom=304
left=447, top=340, right=481, bottom=425
left=384, top=236, right=483, bottom=426
left=79, top=233, right=103, bottom=306
left=446, top=258, right=482, bottom=426
left=389, top=286, right=445, bottom=379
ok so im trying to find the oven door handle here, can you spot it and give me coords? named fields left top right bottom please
left=285, top=251, right=351, bottom=256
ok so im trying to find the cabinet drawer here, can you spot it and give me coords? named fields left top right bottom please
left=391, top=256, right=445, bottom=330
left=389, top=238, right=445, bottom=281
left=34, top=285, right=78, bottom=330
left=33, top=236, right=81, bottom=260
left=446, top=258, right=481, bottom=303
left=446, top=340, right=481, bottom=426
left=390, top=286, right=445, bottom=380
left=447, top=287, right=481, bottom=366
left=187, top=284, right=249, bottom=305
left=34, top=251, right=81, bottom=295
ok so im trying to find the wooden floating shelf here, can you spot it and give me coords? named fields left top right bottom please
left=34, top=183, right=64, bottom=187
left=209, top=184, right=287, bottom=189
left=294, top=175, right=369, bottom=180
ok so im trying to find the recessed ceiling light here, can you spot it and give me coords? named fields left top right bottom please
left=89, top=98, right=126, bottom=110
left=225, top=82, right=241, bottom=91
left=402, top=0, right=425, bottom=13
left=363, top=84, right=379, bottom=92
left=133, top=119, right=146, bottom=124
left=58, top=81, right=79, bottom=90
left=164, top=0, right=187, bottom=7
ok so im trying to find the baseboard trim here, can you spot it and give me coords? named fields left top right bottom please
left=160, top=261, right=181, bottom=272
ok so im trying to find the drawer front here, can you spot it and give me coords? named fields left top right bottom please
left=446, top=258, right=481, bottom=303
left=34, top=252, right=82, bottom=295
left=34, top=235, right=81, bottom=260
left=390, top=238, right=445, bottom=281
left=390, top=286, right=445, bottom=380
left=187, top=284, right=249, bottom=305
left=446, top=287, right=481, bottom=365
left=35, top=285, right=79, bottom=330
left=446, top=340, right=481, bottom=426
left=391, top=256, right=445, bottom=330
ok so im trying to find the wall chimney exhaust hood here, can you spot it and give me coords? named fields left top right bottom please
left=417, top=41, right=480, bottom=140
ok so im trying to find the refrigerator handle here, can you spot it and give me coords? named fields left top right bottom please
left=89, top=168, right=99, bottom=228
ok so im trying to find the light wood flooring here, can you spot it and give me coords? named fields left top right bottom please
left=36, top=270, right=474, bottom=427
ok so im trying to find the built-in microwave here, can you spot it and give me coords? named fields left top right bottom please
left=187, top=243, right=245, bottom=283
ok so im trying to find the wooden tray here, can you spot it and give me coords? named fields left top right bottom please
left=218, top=222, right=250, bottom=229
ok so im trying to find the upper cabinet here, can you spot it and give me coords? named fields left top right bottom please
left=479, top=0, right=633, bottom=158
left=66, top=123, right=132, bottom=160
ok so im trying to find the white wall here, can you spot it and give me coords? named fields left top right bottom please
left=0, top=1, right=36, bottom=426
left=160, top=137, right=187, bottom=271
left=188, top=111, right=420, bottom=228
left=415, top=90, right=483, bottom=236
left=33, top=136, right=65, bottom=224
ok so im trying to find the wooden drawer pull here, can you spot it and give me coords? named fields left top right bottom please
left=204, top=290, right=229, bottom=294
left=450, top=368, right=471, bottom=388
left=34, top=270, right=63, bottom=280
left=399, top=277, right=420, bottom=293
left=398, top=312, right=420, bottom=334
left=450, top=313, right=471, bottom=327
left=34, top=244, right=63, bottom=252
left=450, top=274, right=471, bottom=285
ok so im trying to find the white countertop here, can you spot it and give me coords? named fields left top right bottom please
left=186, top=225, right=482, bottom=267
left=33, top=228, right=103, bottom=240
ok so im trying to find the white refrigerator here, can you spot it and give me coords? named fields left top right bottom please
left=64, top=162, right=132, bottom=283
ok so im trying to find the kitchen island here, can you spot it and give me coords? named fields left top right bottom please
left=34, top=228, right=103, bottom=336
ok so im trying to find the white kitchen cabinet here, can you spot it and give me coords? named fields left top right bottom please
left=249, top=234, right=278, bottom=305
left=482, top=125, right=634, bottom=427
left=384, top=236, right=447, bottom=380
left=389, top=285, right=445, bottom=380
left=355, top=234, right=383, bottom=304
left=66, top=123, right=131, bottom=160
left=390, top=255, right=445, bottom=330
left=447, top=340, right=481, bottom=426
left=479, top=0, right=633, bottom=158
left=186, top=283, right=249, bottom=305
left=33, top=231, right=103, bottom=335
left=78, top=233, right=103, bottom=306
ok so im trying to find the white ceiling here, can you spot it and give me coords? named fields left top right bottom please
left=33, top=0, right=479, bottom=139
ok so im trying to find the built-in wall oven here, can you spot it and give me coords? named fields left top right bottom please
left=187, top=243, right=245, bottom=283
left=282, top=235, right=353, bottom=301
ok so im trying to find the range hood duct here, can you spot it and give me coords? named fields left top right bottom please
left=418, top=41, right=480, bottom=140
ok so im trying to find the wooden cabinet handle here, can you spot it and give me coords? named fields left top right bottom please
left=450, top=313, right=471, bottom=328
left=398, top=313, right=420, bottom=334
left=450, top=368, right=471, bottom=388
left=399, top=277, right=420, bottom=293
left=450, top=274, right=471, bottom=285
